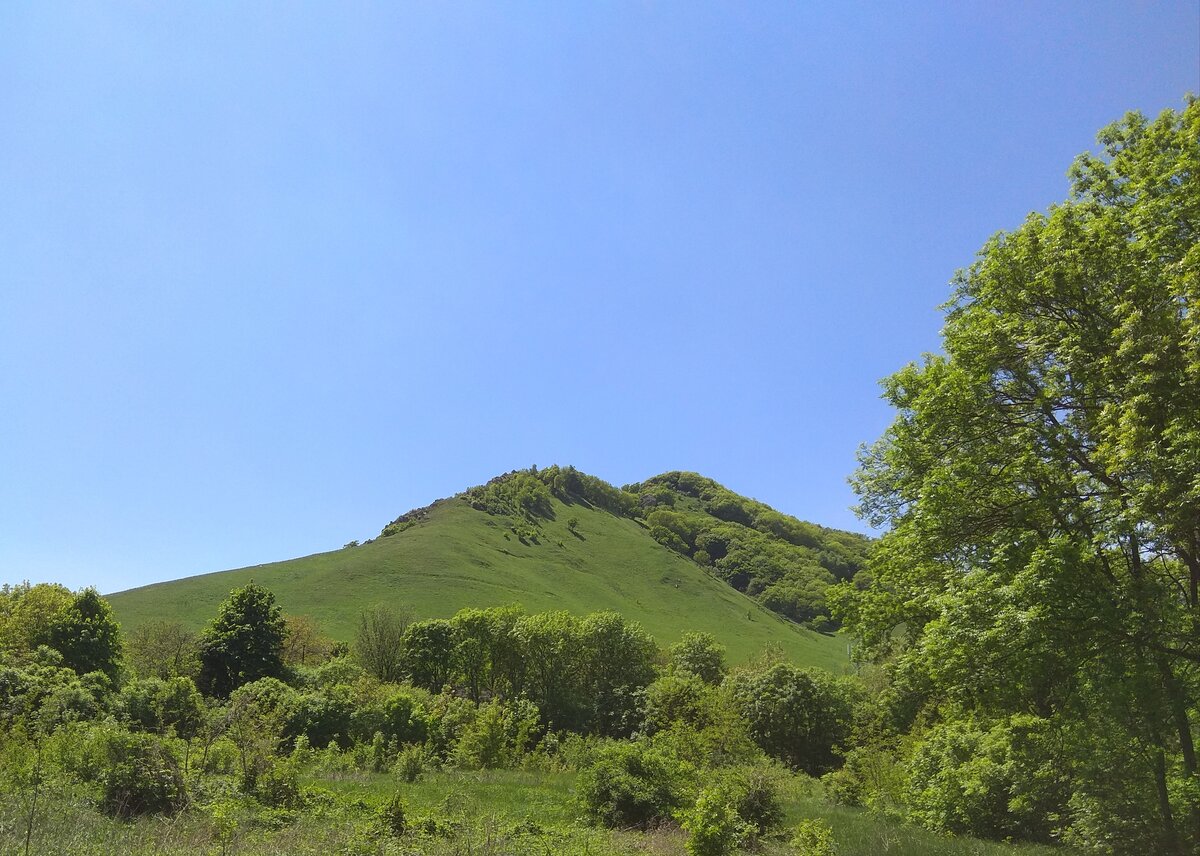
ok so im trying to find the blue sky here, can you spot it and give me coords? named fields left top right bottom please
left=2, top=2, right=1197, bottom=594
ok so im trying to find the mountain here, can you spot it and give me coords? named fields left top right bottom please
left=107, top=467, right=870, bottom=670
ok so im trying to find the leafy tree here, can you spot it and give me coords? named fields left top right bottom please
left=46, top=588, right=123, bottom=681
left=577, top=741, right=693, bottom=829
left=400, top=619, right=454, bottom=692
left=464, top=469, right=555, bottom=519
left=840, top=99, right=1200, bottom=852
left=514, top=611, right=582, bottom=729
left=0, top=583, right=73, bottom=653
left=578, top=611, right=657, bottom=737
left=197, top=584, right=286, bottom=698
left=282, top=614, right=333, bottom=667
left=126, top=620, right=199, bottom=680
left=727, top=663, right=854, bottom=776
left=667, top=632, right=727, bottom=685
left=449, top=605, right=522, bottom=701
left=354, top=604, right=409, bottom=683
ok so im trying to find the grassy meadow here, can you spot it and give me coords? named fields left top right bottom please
left=1, top=764, right=1072, bottom=856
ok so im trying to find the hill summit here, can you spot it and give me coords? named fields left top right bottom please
left=109, top=467, right=870, bottom=670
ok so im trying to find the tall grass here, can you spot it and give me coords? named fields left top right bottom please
left=0, top=767, right=1072, bottom=856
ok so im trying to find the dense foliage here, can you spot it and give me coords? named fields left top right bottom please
left=627, top=472, right=871, bottom=628
left=0, top=580, right=873, bottom=855
left=197, top=583, right=287, bottom=698
left=834, top=99, right=1200, bottom=854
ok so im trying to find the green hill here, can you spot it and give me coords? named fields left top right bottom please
left=108, top=468, right=868, bottom=671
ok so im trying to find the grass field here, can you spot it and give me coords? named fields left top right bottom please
left=1, top=766, right=1073, bottom=856
left=108, top=495, right=848, bottom=669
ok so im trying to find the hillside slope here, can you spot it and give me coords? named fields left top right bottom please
left=109, top=470, right=862, bottom=670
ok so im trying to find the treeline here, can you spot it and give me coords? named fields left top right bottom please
left=0, top=581, right=855, bottom=854
left=418, top=465, right=872, bottom=630
left=355, top=605, right=657, bottom=736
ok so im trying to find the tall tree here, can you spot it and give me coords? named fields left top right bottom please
left=197, top=584, right=286, bottom=698
left=839, top=99, right=1199, bottom=852
left=126, top=620, right=199, bottom=681
left=0, top=582, right=73, bottom=653
left=400, top=619, right=454, bottom=692
left=354, top=605, right=409, bottom=683
left=46, top=587, right=123, bottom=681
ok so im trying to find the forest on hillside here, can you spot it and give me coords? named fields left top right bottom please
left=1, top=101, right=1197, bottom=856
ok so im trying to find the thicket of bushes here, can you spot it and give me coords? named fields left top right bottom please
left=0, top=580, right=858, bottom=856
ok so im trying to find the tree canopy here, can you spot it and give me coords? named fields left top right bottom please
left=838, top=99, right=1200, bottom=852
left=197, top=582, right=287, bottom=698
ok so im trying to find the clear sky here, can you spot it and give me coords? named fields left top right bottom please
left=2, top=2, right=1197, bottom=594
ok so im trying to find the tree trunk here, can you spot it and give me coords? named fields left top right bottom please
left=1153, top=745, right=1183, bottom=854
left=1160, top=658, right=1200, bottom=846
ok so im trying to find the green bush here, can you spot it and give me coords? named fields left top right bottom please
left=393, top=743, right=429, bottom=782
left=254, top=759, right=302, bottom=808
left=98, top=730, right=187, bottom=818
left=680, top=787, right=747, bottom=856
left=720, top=763, right=785, bottom=836
left=821, top=743, right=906, bottom=818
left=202, top=736, right=239, bottom=774
left=119, top=676, right=204, bottom=738
left=453, top=699, right=538, bottom=770
left=906, top=715, right=1069, bottom=842
left=380, top=791, right=407, bottom=836
left=576, top=741, right=693, bottom=829
left=791, top=818, right=835, bottom=856
left=667, top=633, right=727, bottom=684
left=290, top=687, right=354, bottom=748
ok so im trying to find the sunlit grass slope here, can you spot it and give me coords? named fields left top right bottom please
left=108, top=494, right=848, bottom=669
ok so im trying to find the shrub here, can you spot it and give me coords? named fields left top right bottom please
left=254, top=759, right=302, bottom=809
left=641, top=673, right=721, bottom=734
left=680, top=788, right=747, bottom=856
left=98, top=731, right=187, bottom=818
left=349, top=730, right=398, bottom=773
left=791, top=818, right=835, bottom=856
left=720, top=764, right=785, bottom=836
left=821, top=743, right=906, bottom=818
left=394, top=743, right=428, bottom=783
left=290, top=688, right=354, bottom=748
left=905, top=715, right=1069, bottom=841
left=119, top=676, right=204, bottom=738
left=577, top=741, right=693, bottom=829
left=453, top=699, right=538, bottom=770
left=380, top=792, right=407, bottom=836
left=202, top=736, right=238, bottom=774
